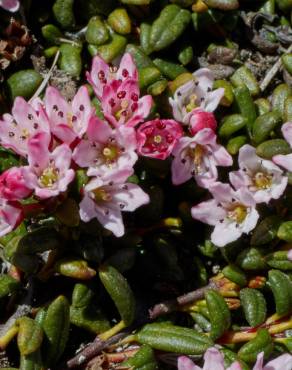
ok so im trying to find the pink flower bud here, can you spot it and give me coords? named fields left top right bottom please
left=0, top=167, right=31, bottom=201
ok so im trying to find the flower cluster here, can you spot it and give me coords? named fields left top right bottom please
left=0, top=53, right=163, bottom=237
left=178, top=347, right=292, bottom=370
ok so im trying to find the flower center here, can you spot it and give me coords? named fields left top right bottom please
left=92, top=188, right=112, bottom=202
left=185, top=94, right=198, bottom=113
left=102, top=145, right=120, bottom=163
left=153, top=135, right=162, bottom=144
left=188, top=145, right=205, bottom=174
left=20, top=128, right=30, bottom=140
left=227, top=205, right=247, bottom=224
left=253, top=172, right=272, bottom=190
left=39, top=166, right=59, bottom=188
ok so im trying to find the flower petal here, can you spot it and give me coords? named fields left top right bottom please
left=203, top=348, right=225, bottom=370
left=263, top=353, right=292, bottom=370
left=273, top=153, right=292, bottom=172
left=191, top=199, right=226, bottom=226
left=177, top=356, right=200, bottom=370
left=281, top=122, right=292, bottom=147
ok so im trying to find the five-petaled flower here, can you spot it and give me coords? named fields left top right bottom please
left=171, top=128, right=232, bottom=187
left=137, top=119, right=183, bottom=160
left=22, top=132, right=75, bottom=199
left=87, top=53, right=138, bottom=99
left=230, top=145, right=288, bottom=204
left=44, top=86, right=94, bottom=145
left=169, top=68, right=224, bottom=126
left=0, top=97, right=50, bottom=157
left=191, top=182, right=259, bottom=247
left=73, top=117, right=137, bottom=177
left=79, top=169, right=149, bottom=237
left=101, top=79, right=152, bottom=128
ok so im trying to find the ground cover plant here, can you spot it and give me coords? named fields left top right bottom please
left=0, top=0, right=292, bottom=369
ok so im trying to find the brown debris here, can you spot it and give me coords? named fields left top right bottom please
left=0, top=18, right=34, bottom=70
left=31, top=55, right=78, bottom=100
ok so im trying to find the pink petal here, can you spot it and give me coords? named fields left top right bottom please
left=203, top=348, right=225, bottom=370
left=288, top=249, right=292, bottom=261
left=171, top=155, right=193, bottom=185
left=86, top=55, right=110, bottom=98
left=195, top=157, right=218, bottom=188
left=95, top=204, right=124, bottom=237
left=0, top=167, right=32, bottom=200
left=253, top=352, right=264, bottom=370
left=212, top=219, right=242, bottom=247
left=0, top=201, right=22, bottom=237
left=79, top=195, right=99, bottom=222
left=127, top=94, right=152, bottom=127
left=177, top=356, right=199, bottom=370
left=27, top=132, right=50, bottom=169
left=0, top=0, right=19, bottom=12
left=193, top=68, right=214, bottom=93
left=45, top=86, right=70, bottom=127
left=189, top=109, right=217, bottom=135
left=273, top=153, right=292, bottom=172
left=229, top=171, right=250, bottom=190
left=193, top=128, right=217, bottom=146
left=191, top=199, right=226, bottom=226
left=209, top=182, right=234, bottom=204
left=281, top=122, right=292, bottom=147
left=117, top=53, right=138, bottom=81
left=203, top=88, right=225, bottom=112
left=213, top=144, right=233, bottom=167
left=71, top=85, right=93, bottom=137
left=241, top=207, right=259, bottom=234
left=51, top=124, right=77, bottom=144
left=238, top=145, right=260, bottom=172
left=227, top=362, right=243, bottom=370
left=111, top=183, right=149, bottom=211
left=87, top=117, right=111, bottom=143
left=73, top=140, right=98, bottom=168
left=263, top=353, right=292, bottom=370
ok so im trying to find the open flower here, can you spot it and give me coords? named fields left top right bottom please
left=101, top=79, right=152, bottom=128
left=0, top=0, right=19, bottom=12
left=87, top=53, right=138, bottom=99
left=73, top=117, right=137, bottom=177
left=22, top=132, right=75, bottom=199
left=44, top=85, right=94, bottom=144
left=191, top=182, right=259, bottom=247
left=230, top=145, right=288, bottom=204
left=169, top=68, right=224, bottom=125
left=79, top=170, right=149, bottom=237
left=178, top=349, right=292, bottom=370
left=137, top=119, right=183, bottom=160
left=0, top=97, right=50, bottom=157
left=273, top=122, right=292, bottom=171
left=0, top=200, right=22, bottom=237
left=171, top=128, right=232, bottom=187
left=0, top=167, right=31, bottom=200
left=189, top=109, right=217, bottom=135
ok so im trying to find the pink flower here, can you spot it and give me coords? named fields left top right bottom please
left=0, top=0, right=19, bottom=12
left=171, top=128, right=232, bottom=187
left=73, top=117, right=137, bottom=177
left=22, top=132, right=75, bottom=199
left=191, top=182, right=259, bottom=247
left=230, top=145, right=288, bottom=204
left=101, top=79, right=152, bottom=128
left=178, top=348, right=241, bottom=370
left=169, top=68, right=224, bottom=125
left=0, top=167, right=31, bottom=200
left=44, top=86, right=94, bottom=144
left=273, top=122, right=292, bottom=171
left=189, top=109, right=217, bottom=135
left=0, top=200, right=23, bottom=237
left=137, top=119, right=183, bottom=160
left=87, top=53, right=138, bottom=99
left=79, top=170, right=149, bottom=237
left=178, top=349, right=292, bottom=370
left=0, top=97, right=50, bottom=157
left=288, top=249, right=292, bottom=261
